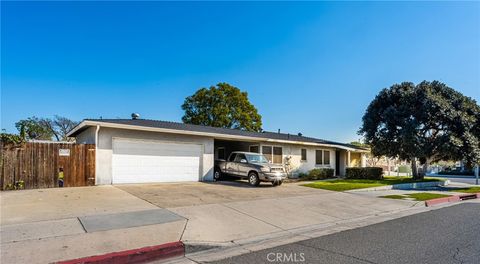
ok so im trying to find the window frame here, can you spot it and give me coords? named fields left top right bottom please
left=217, top=147, right=226, bottom=160
left=301, top=148, right=307, bottom=162
left=323, top=150, right=331, bottom=165
left=249, top=145, right=260, bottom=153
left=315, top=149, right=332, bottom=166
left=262, top=145, right=283, bottom=164
left=273, top=146, right=283, bottom=164
left=262, top=146, right=273, bottom=162
left=315, top=150, right=323, bottom=165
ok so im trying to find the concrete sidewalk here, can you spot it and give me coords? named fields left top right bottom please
left=1, top=182, right=429, bottom=264
left=1, top=186, right=187, bottom=264
left=169, top=191, right=419, bottom=244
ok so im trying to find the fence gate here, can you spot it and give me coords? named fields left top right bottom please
left=1, top=142, right=95, bottom=190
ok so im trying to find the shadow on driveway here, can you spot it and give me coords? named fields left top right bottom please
left=115, top=180, right=327, bottom=208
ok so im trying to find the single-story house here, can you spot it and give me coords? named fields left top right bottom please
left=67, top=118, right=368, bottom=185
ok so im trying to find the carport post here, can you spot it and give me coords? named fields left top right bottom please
left=347, top=151, right=351, bottom=167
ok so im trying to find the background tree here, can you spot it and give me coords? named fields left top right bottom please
left=15, top=116, right=78, bottom=141
left=15, top=117, right=54, bottom=140
left=359, top=81, right=480, bottom=180
left=45, top=115, right=79, bottom=141
left=182, top=83, right=262, bottom=132
left=349, top=141, right=369, bottom=148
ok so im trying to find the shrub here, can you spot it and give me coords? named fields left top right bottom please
left=300, top=168, right=335, bottom=180
left=1, top=132, right=25, bottom=146
left=296, top=172, right=308, bottom=178
left=397, top=165, right=411, bottom=173
left=345, top=167, right=383, bottom=180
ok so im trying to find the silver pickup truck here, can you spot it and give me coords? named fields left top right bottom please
left=214, top=151, right=287, bottom=186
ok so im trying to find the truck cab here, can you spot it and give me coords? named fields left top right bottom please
left=214, top=151, right=287, bottom=186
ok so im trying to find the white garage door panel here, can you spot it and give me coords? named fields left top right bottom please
left=112, top=139, right=202, bottom=184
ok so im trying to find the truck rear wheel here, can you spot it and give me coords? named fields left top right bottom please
left=248, top=172, right=260, bottom=186
left=214, top=168, right=222, bottom=181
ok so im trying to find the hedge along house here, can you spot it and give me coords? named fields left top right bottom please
left=67, top=118, right=368, bottom=185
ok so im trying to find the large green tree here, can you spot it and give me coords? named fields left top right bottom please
left=15, top=116, right=78, bottom=141
left=15, top=117, right=54, bottom=140
left=359, top=81, right=480, bottom=179
left=182, top=83, right=262, bottom=132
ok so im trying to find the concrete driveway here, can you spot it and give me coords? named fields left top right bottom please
left=116, top=180, right=324, bottom=208
left=117, top=180, right=420, bottom=244
left=1, top=181, right=425, bottom=263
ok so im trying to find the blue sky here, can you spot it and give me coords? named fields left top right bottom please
left=2, top=1, right=479, bottom=142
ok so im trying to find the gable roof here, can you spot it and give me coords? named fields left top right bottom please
left=67, top=119, right=368, bottom=151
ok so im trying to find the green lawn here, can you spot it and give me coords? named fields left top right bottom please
left=302, top=177, right=442, bottom=192
left=448, top=187, right=480, bottom=193
left=379, top=194, right=405, bottom=200
left=380, top=193, right=452, bottom=201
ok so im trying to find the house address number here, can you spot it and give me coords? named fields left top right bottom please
left=59, top=149, right=70, bottom=156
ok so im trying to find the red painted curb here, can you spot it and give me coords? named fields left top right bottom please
left=56, top=241, right=184, bottom=264
left=425, top=193, right=480, bottom=207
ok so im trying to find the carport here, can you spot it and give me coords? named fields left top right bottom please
left=214, top=138, right=367, bottom=177
left=214, top=139, right=262, bottom=160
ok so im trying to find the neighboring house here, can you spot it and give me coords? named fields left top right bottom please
left=67, top=119, right=368, bottom=185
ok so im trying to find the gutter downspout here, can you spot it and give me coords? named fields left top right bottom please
left=95, top=125, right=100, bottom=185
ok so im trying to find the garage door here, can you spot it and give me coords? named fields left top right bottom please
left=112, top=139, right=202, bottom=184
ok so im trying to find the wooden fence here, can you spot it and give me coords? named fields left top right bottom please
left=1, top=142, right=95, bottom=190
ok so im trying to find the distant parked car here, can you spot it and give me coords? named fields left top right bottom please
left=214, top=151, right=287, bottom=186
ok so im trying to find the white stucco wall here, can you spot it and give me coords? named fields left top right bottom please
left=76, top=127, right=214, bottom=185
left=74, top=125, right=362, bottom=183
left=339, top=151, right=347, bottom=176
left=75, top=127, right=96, bottom=144
left=257, top=143, right=337, bottom=176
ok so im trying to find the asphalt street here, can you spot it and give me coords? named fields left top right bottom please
left=211, top=202, right=480, bottom=264
left=436, top=176, right=480, bottom=185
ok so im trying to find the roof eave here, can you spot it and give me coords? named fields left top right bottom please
left=66, top=120, right=89, bottom=137
left=67, top=120, right=368, bottom=152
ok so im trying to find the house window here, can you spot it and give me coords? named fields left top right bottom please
left=273, top=147, right=283, bottom=164
left=315, top=150, right=323, bottom=165
left=324, top=150, right=330, bottom=165
left=249, top=145, right=259, bottom=153
left=262, top=146, right=272, bottom=162
left=315, top=150, right=331, bottom=165
left=262, top=146, right=283, bottom=163
left=301, top=149, right=307, bottom=161
left=217, top=147, right=225, bottom=160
